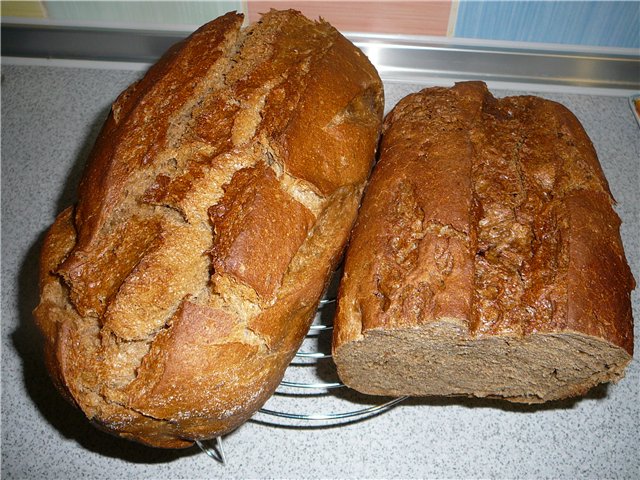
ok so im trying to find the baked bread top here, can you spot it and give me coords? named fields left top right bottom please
left=35, top=10, right=383, bottom=447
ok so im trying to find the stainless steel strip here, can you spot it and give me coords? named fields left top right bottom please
left=2, top=23, right=639, bottom=89
left=1, top=23, right=183, bottom=63
left=353, top=37, right=640, bottom=89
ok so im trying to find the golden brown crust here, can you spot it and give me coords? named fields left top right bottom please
left=68, top=12, right=244, bottom=256
left=334, top=82, right=634, bottom=402
left=34, top=207, right=78, bottom=406
left=277, top=35, right=383, bottom=195
left=563, top=190, right=634, bottom=353
left=209, top=163, right=315, bottom=301
left=35, top=10, right=383, bottom=447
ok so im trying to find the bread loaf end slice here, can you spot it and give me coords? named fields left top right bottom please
left=333, top=82, right=634, bottom=403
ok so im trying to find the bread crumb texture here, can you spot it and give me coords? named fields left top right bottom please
left=34, top=10, right=383, bottom=447
left=334, top=81, right=634, bottom=403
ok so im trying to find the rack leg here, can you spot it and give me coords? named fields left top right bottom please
left=196, top=437, right=227, bottom=464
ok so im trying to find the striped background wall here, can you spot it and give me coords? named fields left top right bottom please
left=2, top=1, right=639, bottom=49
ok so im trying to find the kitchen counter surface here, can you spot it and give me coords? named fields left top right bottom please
left=2, top=62, right=638, bottom=479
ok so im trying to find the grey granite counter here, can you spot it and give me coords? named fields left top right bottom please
left=2, top=63, right=638, bottom=479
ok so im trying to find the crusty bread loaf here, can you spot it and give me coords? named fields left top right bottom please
left=333, top=82, right=634, bottom=403
left=34, top=10, right=383, bottom=448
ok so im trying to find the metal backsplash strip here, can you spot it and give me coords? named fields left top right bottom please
left=2, top=23, right=639, bottom=90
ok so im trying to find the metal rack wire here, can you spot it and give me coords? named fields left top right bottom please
left=196, top=279, right=408, bottom=464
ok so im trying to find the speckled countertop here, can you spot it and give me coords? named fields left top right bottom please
left=2, top=62, right=639, bottom=479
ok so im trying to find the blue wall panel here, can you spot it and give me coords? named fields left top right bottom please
left=455, top=1, right=640, bottom=49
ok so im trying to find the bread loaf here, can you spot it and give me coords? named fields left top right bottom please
left=333, top=82, right=634, bottom=403
left=34, top=10, right=383, bottom=447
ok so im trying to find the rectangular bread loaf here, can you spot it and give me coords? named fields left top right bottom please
left=333, top=82, right=634, bottom=403
left=34, top=10, right=383, bottom=447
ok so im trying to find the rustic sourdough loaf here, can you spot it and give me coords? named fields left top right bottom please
left=333, top=82, right=634, bottom=403
left=34, top=10, right=383, bottom=447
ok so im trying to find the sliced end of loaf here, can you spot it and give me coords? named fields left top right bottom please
left=334, top=321, right=632, bottom=403
left=333, top=81, right=634, bottom=403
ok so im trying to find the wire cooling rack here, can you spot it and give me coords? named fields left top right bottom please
left=196, top=270, right=408, bottom=464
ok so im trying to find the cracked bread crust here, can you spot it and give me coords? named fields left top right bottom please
left=333, top=82, right=634, bottom=403
left=34, top=10, right=383, bottom=447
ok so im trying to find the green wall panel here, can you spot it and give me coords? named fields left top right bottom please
left=45, top=1, right=244, bottom=25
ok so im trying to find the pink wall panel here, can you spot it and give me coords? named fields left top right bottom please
left=247, top=1, right=452, bottom=36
